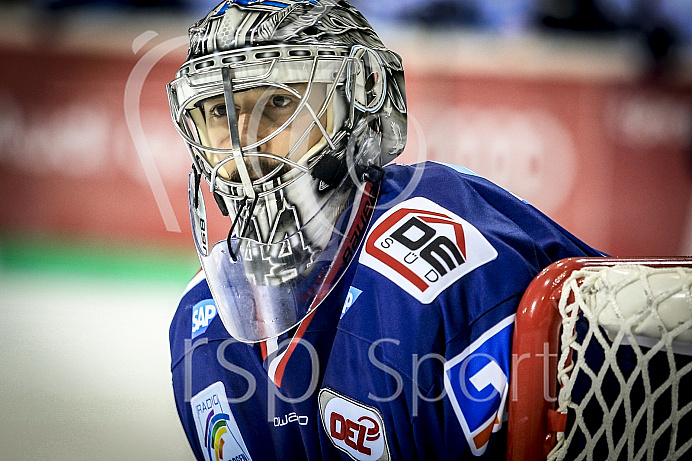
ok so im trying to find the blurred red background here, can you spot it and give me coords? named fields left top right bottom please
left=1, top=30, right=690, bottom=257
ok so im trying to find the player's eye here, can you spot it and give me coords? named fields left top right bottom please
left=209, top=103, right=227, bottom=118
left=270, top=95, right=293, bottom=109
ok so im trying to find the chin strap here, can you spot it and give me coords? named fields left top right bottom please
left=311, top=153, right=348, bottom=191
left=311, top=138, right=386, bottom=194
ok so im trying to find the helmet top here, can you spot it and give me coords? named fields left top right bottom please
left=187, top=0, right=387, bottom=60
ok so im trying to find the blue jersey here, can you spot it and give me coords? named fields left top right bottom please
left=170, top=162, right=603, bottom=461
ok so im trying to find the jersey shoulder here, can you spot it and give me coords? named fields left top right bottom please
left=382, top=161, right=603, bottom=260
left=344, top=161, right=602, bottom=343
left=383, top=161, right=527, bottom=209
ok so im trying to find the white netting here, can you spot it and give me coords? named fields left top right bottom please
left=548, top=265, right=692, bottom=461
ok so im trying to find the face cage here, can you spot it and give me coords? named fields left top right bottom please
left=171, top=45, right=384, bottom=343
left=168, top=45, right=361, bottom=202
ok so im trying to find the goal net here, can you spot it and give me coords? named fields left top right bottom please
left=508, top=258, right=692, bottom=461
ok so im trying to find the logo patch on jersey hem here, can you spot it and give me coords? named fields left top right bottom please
left=444, top=315, right=515, bottom=456
left=318, top=388, right=391, bottom=461
left=359, top=197, right=498, bottom=303
left=191, top=381, right=252, bottom=461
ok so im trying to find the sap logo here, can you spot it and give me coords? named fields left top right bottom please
left=190, top=382, right=252, bottom=461
left=444, top=316, right=514, bottom=456
left=360, top=197, right=497, bottom=303
left=341, top=287, right=363, bottom=318
left=319, top=388, right=390, bottom=461
left=192, top=300, right=217, bottom=339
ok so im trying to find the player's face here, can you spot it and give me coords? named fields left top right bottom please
left=201, top=83, right=328, bottom=181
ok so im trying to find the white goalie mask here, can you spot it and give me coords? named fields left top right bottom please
left=167, top=0, right=406, bottom=343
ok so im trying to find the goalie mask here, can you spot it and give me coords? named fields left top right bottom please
left=167, top=0, right=407, bottom=342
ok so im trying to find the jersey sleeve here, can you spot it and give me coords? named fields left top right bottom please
left=169, top=271, right=209, bottom=461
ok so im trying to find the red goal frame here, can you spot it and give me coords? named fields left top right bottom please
left=506, top=256, right=692, bottom=461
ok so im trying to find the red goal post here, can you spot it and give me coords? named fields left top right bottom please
left=507, top=257, right=692, bottom=461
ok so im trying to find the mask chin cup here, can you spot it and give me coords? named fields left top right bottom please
left=188, top=170, right=370, bottom=343
left=201, top=238, right=311, bottom=342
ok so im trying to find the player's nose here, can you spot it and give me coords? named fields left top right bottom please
left=237, top=111, right=271, bottom=154
left=237, top=112, right=257, bottom=147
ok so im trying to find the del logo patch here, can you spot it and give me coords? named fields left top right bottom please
left=359, top=197, right=498, bottom=303
left=190, top=382, right=252, bottom=461
left=318, top=388, right=390, bottom=461
left=444, top=315, right=515, bottom=456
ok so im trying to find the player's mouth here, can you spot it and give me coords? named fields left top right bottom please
left=228, top=155, right=292, bottom=183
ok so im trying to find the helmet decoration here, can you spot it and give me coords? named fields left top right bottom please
left=167, top=0, right=407, bottom=342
